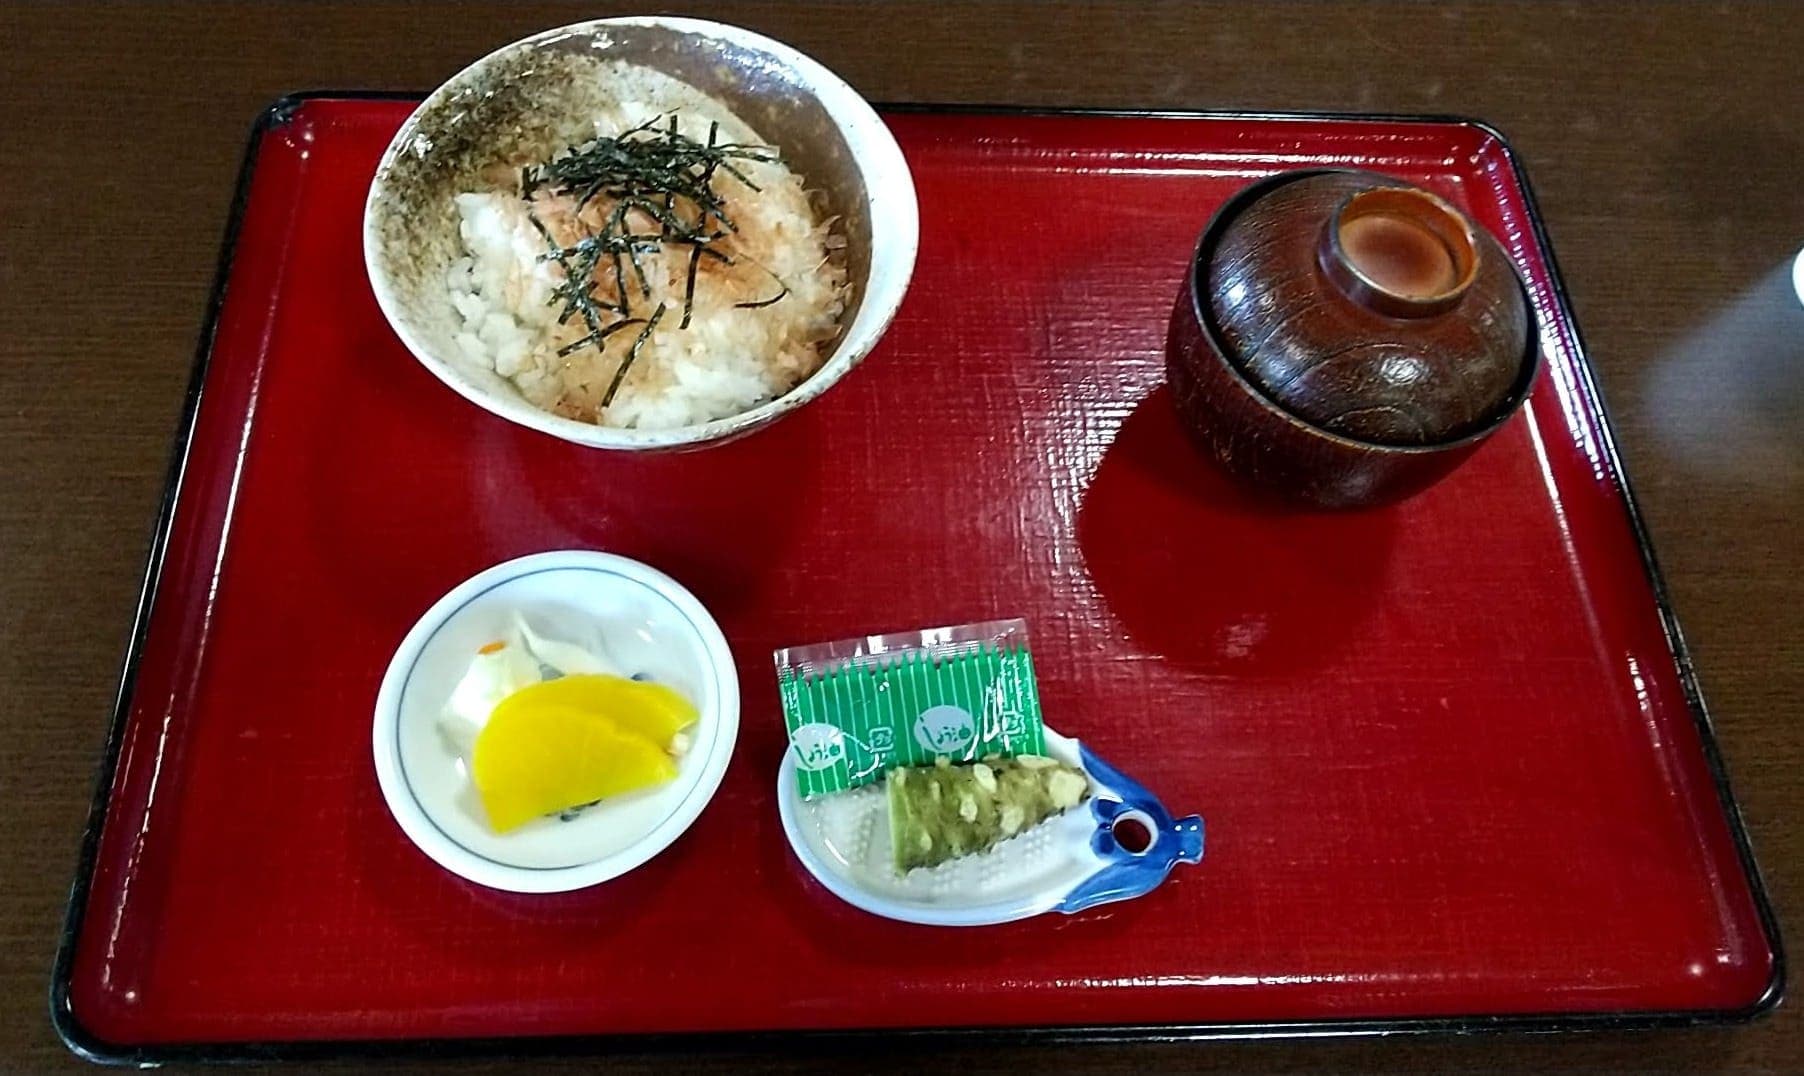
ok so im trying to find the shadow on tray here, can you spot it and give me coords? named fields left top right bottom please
left=1076, top=385, right=1398, bottom=677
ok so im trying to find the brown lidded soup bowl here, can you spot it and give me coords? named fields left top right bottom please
left=1166, top=169, right=1539, bottom=508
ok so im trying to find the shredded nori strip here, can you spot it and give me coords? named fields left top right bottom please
left=735, top=283, right=790, bottom=310
left=681, top=243, right=703, bottom=329
left=556, top=316, right=645, bottom=358
left=518, top=115, right=787, bottom=381
left=599, top=302, right=667, bottom=409
left=527, top=213, right=610, bottom=355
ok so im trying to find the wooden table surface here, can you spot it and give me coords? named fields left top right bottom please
left=3, top=2, right=1798, bottom=1071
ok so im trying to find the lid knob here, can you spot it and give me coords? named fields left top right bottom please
left=1317, top=187, right=1479, bottom=318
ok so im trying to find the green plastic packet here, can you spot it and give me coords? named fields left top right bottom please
left=773, top=619, right=1047, bottom=799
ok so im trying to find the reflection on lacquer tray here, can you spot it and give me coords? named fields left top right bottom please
left=1077, top=386, right=1397, bottom=675
left=507, top=403, right=827, bottom=616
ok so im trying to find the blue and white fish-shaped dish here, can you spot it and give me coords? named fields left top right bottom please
left=776, top=727, right=1204, bottom=926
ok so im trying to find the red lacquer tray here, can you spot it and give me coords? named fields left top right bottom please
left=53, top=96, right=1782, bottom=1063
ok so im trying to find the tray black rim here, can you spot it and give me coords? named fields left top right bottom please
left=49, top=91, right=1786, bottom=1067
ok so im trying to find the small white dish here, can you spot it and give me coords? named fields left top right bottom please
left=373, top=550, right=739, bottom=892
left=778, top=727, right=1204, bottom=926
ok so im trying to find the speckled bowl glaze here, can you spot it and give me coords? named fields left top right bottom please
left=364, top=17, right=919, bottom=451
left=1167, top=169, right=1539, bottom=508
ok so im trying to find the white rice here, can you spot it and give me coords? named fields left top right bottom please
left=442, top=62, right=847, bottom=430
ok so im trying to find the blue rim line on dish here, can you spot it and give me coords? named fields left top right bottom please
left=393, top=565, right=722, bottom=872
